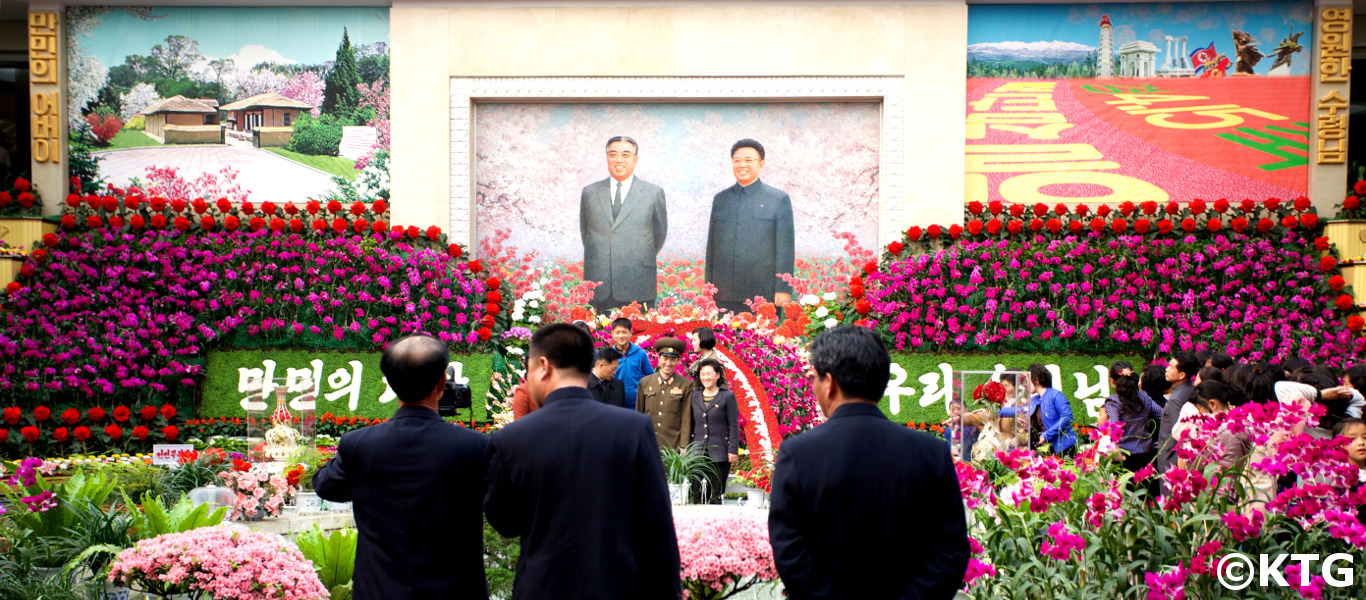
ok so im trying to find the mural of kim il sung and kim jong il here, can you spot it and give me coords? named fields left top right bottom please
left=473, top=102, right=882, bottom=315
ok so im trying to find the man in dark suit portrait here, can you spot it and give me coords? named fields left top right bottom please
left=580, top=136, right=669, bottom=312
left=768, top=326, right=969, bottom=600
left=484, top=324, right=681, bottom=600
left=313, top=335, right=490, bottom=600
left=705, top=138, right=795, bottom=314
left=588, top=346, right=626, bottom=407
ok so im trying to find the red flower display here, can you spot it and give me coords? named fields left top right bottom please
left=132, top=426, right=150, bottom=440
left=1347, top=196, right=1362, bottom=211
left=34, top=406, right=50, bottom=421
left=988, top=201, right=1003, bottom=215
left=426, top=226, right=442, bottom=241
left=985, top=219, right=1002, bottom=235
left=967, top=201, right=983, bottom=215
left=1322, top=256, right=1338, bottom=272
left=1301, top=213, right=1319, bottom=229
left=1349, top=316, right=1365, bottom=332
left=1281, top=216, right=1298, bottom=229
left=88, top=407, right=106, bottom=421
left=448, top=244, right=462, bottom=258
left=1213, top=199, right=1229, bottom=213
left=113, top=405, right=130, bottom=422
left=906, top=226, right=923, bottom=241
left=1111, top=218, right=1127, bottom=234
left=74, top=426, right=91, bottom=441
left=104, top=424, right=123, bottom=440
left=1189, top=199, right=1206, bottom=215
left=927, top=224, right=942, bottom=239
left=1181, top=218, right=1196, bottom=232
left=162, top=425, right=180, bottom=441
left=967, top=220, right=983, bottom=235
left=1335, top=294, right=1355, bottom=311
left=1006, top=219, right=1023, bottom=236
left=888, top=241, right=904, bottom=255
left=1329, top=275, right=1346, bottom=291
left=948, top=224, right=964, bottom=239
left=1207, top=218, right=1221, bottom=232
left=328, top=200, right=343, bottom=214
left=3, top=406, right=19, bottom=425
left=972, top=381, right=1007, bottom=406
left=53, top=427, right=70, bottom=443
left=139, top=405, right=157, bottom=421
left=61, top=408, right=81, bottom=424
left=161, top=404, right=177, bottom=419
left=1009, top=203, right=1025, bottom=218
left=21, top=426, right=40, bottom=442
left=1133, top=219, right=1151, bottom=234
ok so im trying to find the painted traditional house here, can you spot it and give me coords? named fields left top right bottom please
left=140, top=96, right=220, bottom=143
left=220, top=92, right=314, bottom=133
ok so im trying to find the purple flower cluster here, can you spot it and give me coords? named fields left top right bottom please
left=864, top=230, right=1363, bottom=365
left=1, top=227, right=490, bottom=410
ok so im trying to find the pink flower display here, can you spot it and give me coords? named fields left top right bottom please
left=1039, top=520, right=1086, bottom=561
left=218, top=468, right=293, bottom=520
left=108, top=525, right=328, bottom=600
left=673, top=507, right=778, bottom=598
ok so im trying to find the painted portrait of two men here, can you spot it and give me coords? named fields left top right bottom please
left=580, top=136, right=794, bottom=314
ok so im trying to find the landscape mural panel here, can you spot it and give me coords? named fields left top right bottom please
left=967, top=1, right=1313, bottom=205
left=67, top=6, right=390, bottom=205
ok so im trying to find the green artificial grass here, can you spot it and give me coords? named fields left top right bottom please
left=266, top=148, right=358, bottom=180
left=883, top=352, right=1145, bottom=425
left=106, top=129, right=161, bottom=149
left=201, top=350, right=494, bottom=421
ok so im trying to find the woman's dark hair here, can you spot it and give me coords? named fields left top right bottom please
left=1344, top=364, right=1366, bottom=389
left=1226, top=364, right=1249, bottom=397
left=1109, top=361, right=1134, bottom=380
left=695, top=358, right=724, bottom=379
left=1243, top=363, right=1283, bottom=404
left=1193, top=381, right=1229, bottom=411
left=1141, top=364, right=1169, bottom=404
left=1196, top=366, right=1223, bottom=384
left=693, top=326, right=716, bottom=350
left=1281, top=356, right=1313, bottom=374
left=1196, top=350, right=1213, bottom=367
left=1298, top=370, right=1350, bottom=430
left=1114, top=373, right=1144, bottom=419
left=1028, top=363, right=1052, bottom=388
left=1210, top=353, right=1235, bottom=370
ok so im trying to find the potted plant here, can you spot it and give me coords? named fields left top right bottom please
left=734, top=462, right=773, bottom=506
left=0, top=177, right=51, bottom=251
left=1327, top=180, right=1366, bottom=264
left=108, top=525, right=329, bottom=600
left=217, top=466, right=292, bottom=521
left=659, top=443, right=710, bottom=505
left=284, top=446, right=332, bottom=514
left=292, top=525, right=357, bottom=600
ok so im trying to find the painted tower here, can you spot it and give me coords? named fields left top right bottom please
left=1098, top=14, right=1114, bottom=77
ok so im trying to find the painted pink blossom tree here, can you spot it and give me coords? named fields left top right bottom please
left=281, top=71, right=325, bottom=117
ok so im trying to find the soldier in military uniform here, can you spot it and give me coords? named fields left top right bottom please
left=636, top=337, right=694, bottom=451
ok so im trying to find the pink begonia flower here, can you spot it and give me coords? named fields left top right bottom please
left=108, top=525, right=328, bottom=599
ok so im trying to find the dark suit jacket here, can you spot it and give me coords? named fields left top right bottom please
left=768, top=403, right=969, bottom=600
left=484, top=386, right=681, bottom=600
left=705, top=179, right=795, bottom=304
left=313, top=405, right=490, bottom=600
left=689, top=389, right=739, bottom=461
left=1156, top=381, right=1195, bottom=473
left=580, top=176, right=667, bottom=307
left=588, top=374, right=626, bottom=407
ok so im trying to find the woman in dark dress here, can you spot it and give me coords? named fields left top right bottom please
left=689, top=358, right=740, bottom=504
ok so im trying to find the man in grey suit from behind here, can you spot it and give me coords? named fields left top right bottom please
left=580, top=136, right=668, bottom=313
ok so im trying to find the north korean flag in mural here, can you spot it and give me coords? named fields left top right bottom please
left=1189, top=42, right=1232, bottom=78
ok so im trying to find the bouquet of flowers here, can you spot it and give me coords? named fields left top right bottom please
left=735, top=462, right=773, bottom=493
left=218, top=468, right=292, bottom=520
left=674, top=507, right=779, bottom=599
left=108, top=525, right=329, bottom=600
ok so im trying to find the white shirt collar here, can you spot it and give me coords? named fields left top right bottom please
left=610, top=175, right=634, bottom=202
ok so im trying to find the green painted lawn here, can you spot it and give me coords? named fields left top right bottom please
left=266, top=148, right=358, bottom=180
left=107, top=129, right=160, bottom=149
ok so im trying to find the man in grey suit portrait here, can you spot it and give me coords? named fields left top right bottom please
left=705, top=138, right=795, bottom=314
left=581, top=136, right=668, bottom=313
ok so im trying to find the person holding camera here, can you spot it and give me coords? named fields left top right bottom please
left=313, top=334, right=491, bottom=600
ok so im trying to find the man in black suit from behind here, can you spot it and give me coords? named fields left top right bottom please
left=588, top=346, right=627, bottom=407
left=484, top=324, right=681, bottom=599
left=313, top=334, right=490, bottom=600
left=768, top=326, right=969, bottom=599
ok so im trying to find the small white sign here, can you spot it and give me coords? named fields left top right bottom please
left=152, top=444, right=195, bottom=465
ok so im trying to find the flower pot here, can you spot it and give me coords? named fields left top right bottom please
left=296, top=490, right=323, bottom=514
left=1325, top=220, right=1366, bottom=260
left=324, top=499, right=352, bottom=512
left=668, top=481, right=690, bottom=505
left=94, top=582, right=133, bottom=600
left=745, top=489, right=767, bottom=506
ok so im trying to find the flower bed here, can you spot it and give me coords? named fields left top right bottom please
left=848, top=200, right=1363, bottom=365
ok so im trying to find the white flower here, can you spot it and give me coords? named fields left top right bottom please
left=506, top=347, right=525, bottom=356
left=514, top=299, right=526, bottom=310
left=824, top=317, right=838, bottom=329
left=800, top=294, right=820, bottom=306
left=529, top=300, right=540, bottom=309
left=822, top=292, right=837, bottom=301
left=511, top=310, right=525, bottom=321
left=528, top=315, right=542, bottom=323
left=815, top=306, right=830, bottom=318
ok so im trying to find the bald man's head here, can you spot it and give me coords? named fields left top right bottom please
left=380, top=334, right=449, bottom=403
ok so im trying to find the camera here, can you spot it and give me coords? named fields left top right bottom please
left=438, top=364, right=472, bottom=417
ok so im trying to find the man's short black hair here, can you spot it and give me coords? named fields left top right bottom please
left=809, top=326, right=890, bottom=402
left=731, top=138, right=765, bottom=160
left=595, top=347, right=622, bottom=364
left=1028, top=363, right=1052, bottom=389
left=530, top=323, right=593, bottom=375
left=1196, top=350, right=1212, bottom=367
left=1281, top=356, right=1313, bottom=374
left=572, top=320, right=593, bottom=337
left=605, top=135, right=638, bottom=153
left=380, top=334, right=449, bottom=403
left=610, top=317, right=633, bottom=332
left=693, top=326, right=716, bottom=350
left=1210, top=353, right=1235, bottom=370
left=1344, top=364, right=1366, bottom=388
left=1171, top=352, right=1200, bottom=381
